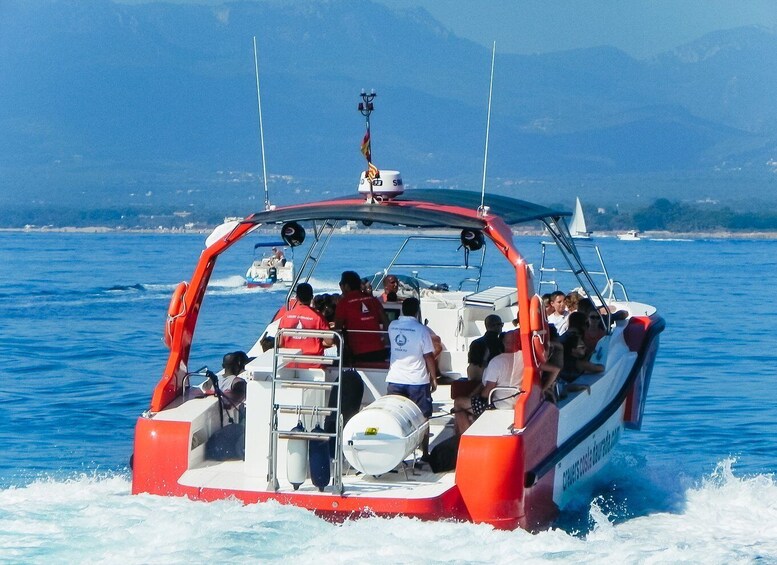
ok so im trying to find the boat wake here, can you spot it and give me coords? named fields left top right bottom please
left=105, top=283, right=147, bottom=292
left=2, top=459, right=773, bottom=562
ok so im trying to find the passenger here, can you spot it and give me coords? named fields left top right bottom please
left=277, top=283, right=333, bottom=356
left=576, top=297, right=596, bottom=316
left=577, top=297, right=628, bottom=352
left=466, top=314, right=504, bottom=381
left=385, top=297, right=437, bottom=459
left=360, top=277, right=373, bottom=296
left=559, top=330, right=604, bottom=383
left=584, top=310, right=608, bottom=356
left=219, top=350, right=251, bottom=397
left=313, top=293, right=337, bottom=328
left=271, top=247, right=286, bottom=266
left=547, top=290, right=569, bottom=335
left=542, top=293, right=553, bottom=317
left=563, top=311, right=588, bottom=339
left=565, top=290, right=581, bottom=313
left=380, top=274, right=400, bottom=302
left=334, top=270, right=390, bottom=364
left=454, top=330, right=523, bottom=435
left=541, top=325, right=563, bottom=401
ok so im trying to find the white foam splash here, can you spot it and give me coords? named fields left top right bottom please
left=1, top=461, right=775, bottom=563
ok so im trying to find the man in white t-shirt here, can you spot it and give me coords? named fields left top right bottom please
left=386, top=297, right=437, bottom=459
left=481, top=331, right=524, bottom=409
left=547, top=290, right=569, bottom=335
left=454, top=330, right=523, bottom=434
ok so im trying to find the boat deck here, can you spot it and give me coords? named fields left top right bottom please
left=178, top=387, right=460, bottom=498
left=179, top=458, right=456, bottom=499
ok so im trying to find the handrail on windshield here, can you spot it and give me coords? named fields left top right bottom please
left=379, top=235, right=487, bottom=293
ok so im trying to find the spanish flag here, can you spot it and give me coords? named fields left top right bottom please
left=360, top=130, right=371, bottom=161
left=366, top=161, right=380, bottom=181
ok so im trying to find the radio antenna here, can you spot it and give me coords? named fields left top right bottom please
left=479, top=41, right=496, bottom=214
left=253, top=36, right=271, bottom=211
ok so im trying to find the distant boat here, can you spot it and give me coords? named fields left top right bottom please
left=569, top=197, right=592, bottom=239
left=617, top=230, right=641, bottom=241
left=245, top=242, right=294, bottom=288
left=340, top=220, right=358, bottom=233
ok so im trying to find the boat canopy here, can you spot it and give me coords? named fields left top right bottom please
left=254, top=241, right=287, bottom=250
left=243, top=189, right=570, bottom=230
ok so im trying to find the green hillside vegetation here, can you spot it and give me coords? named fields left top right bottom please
left=5, top=199, right=777, bottom=233
left=590, top=199, right=777, bottom=232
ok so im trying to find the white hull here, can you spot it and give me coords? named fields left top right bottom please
left=617, top=230, right=641, bottom=241
left=245, top=258, right=294, bottom=287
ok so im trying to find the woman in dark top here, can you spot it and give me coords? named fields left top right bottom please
left=559, top=330, right=604, bottom=383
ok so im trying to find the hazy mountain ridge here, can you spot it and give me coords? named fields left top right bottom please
left=0, top=0, right=775, bottom=217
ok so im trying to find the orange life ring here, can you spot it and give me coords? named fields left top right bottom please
left=529, top=294, right=548, bottom=366
left=163, top=281, right=188, bottom=348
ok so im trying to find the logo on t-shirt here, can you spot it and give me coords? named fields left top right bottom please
left=361, top=302, right=369, bottom=314
left=394, top=334, right=407, bottom=347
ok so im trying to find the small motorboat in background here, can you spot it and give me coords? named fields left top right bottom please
left=245, top=242, right=294, bottom=288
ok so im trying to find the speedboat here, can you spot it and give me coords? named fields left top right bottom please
left=132, top=99, right=664, bottom=531
left=134, top=188, right=664, bottom=530
left=245, top=242, right=294, bottom=288
left=617, top=230, right=641, bottom=241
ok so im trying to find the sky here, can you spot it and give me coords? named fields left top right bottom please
left=116, top=0, right=777, bottom=58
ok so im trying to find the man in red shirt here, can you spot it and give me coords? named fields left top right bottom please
left=334, top=270, right=389, bottom=364
left=278, top=283, right=332, bottom=356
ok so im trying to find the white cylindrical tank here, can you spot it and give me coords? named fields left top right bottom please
left=342, top=395, right=429, bottom=476
left=286, top=420, right=308, bottom=490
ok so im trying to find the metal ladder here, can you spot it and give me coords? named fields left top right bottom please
left=266, top=328, right=345, bottom=494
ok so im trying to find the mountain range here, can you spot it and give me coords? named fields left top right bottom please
left=1, top=0, right=776, bottom=221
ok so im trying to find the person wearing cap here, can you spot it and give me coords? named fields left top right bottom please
left=219, top=350, right=251, bottom=396
left=278, top=282, right=332, bottom=357
left=466, top=314, right=505, bottom=381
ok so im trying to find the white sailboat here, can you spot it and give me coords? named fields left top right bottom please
left=569, top=196, right=592, bottom=239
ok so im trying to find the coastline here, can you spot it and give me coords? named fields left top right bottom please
left=3, top=226, right=777, bottom=240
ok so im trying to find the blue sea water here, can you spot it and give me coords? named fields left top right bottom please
left=1, top=231, right=776, bottom=563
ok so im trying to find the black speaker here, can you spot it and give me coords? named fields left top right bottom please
left=281, top=221, right=306, bottom=247
left=460, top=228, right=484, bottom=251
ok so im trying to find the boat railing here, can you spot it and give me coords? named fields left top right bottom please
left=379, top=235, right=486, bottom=293
left=601, top=278, right=630, bottom=302
left=537, top=233, right=630, bottom=311
left=181, top=369, right=212, bottom=400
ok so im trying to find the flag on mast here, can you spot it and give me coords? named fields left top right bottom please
left=366, top=161, right=379, bottom=181
left=360, top=130, right=371, bottom=161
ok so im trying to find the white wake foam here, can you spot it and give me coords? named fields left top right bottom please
left=1, top=460, right=774, bottom=563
